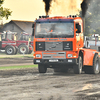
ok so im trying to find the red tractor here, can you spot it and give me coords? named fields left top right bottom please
left=16, top=32, right=33, bottom=54
left=0, top=31, right=18, bottom=55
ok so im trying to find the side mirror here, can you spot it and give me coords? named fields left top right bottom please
left=32, top=23, right=34, bottom=36
left=76, top=24, right=81, bottom=33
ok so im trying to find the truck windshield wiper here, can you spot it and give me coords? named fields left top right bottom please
left=36, top=34, right=47, bottom=38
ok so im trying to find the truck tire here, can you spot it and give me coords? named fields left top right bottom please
left=5, top=46, right=15, bottom=55
left=38, top=64, right=47, bottom=73
left=91, top=54, right=99, bottom=74
left=84, top=54, right=99, bottom=74
left=18, top=45, right=29, bottom=54
left=73, top=56, right=82, bottom=74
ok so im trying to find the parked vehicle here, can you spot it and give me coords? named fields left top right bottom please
left=16, top=32, right=33, bottom=54
left=0, top=31, right=18, bottom=55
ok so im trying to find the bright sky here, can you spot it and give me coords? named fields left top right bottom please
left=2, top=0, right=82, bottom=23
left=3, top=0, right=45, bottom=23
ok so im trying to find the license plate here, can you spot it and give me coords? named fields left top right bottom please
left=68, top=60, right=72, bottom=62
left=49, top=59, right=58, bottom=62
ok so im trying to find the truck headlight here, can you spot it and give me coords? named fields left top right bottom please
left=68, top=54, right=73, bottom=57
left=36, top=54, right=41, bottom=58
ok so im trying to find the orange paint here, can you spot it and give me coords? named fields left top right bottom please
left=81, top=48, right=97, bottom=66
left=53, top=56, right=65, bottom=58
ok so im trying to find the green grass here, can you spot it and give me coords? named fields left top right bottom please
left=0, top=55, right=33, bottom=59
left=0, top=65, right=38, bottom=70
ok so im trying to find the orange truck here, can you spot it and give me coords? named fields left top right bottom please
left=32, top=15, right=100, bottom=74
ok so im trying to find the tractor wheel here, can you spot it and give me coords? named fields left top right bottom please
left=18, top=45, right=29, bottom=54
left=38, top=64, right=47, bottom=73
left=28, top=44, right=32, bottom=54
left=5, top=46, right=15, bottom=55
left=15, top=47, right=18, bottom=54
left=73, top=56, right=82, bottom=74
left=28, top=50, right=32, bottom=54
left=84, top=54, right=99, bottom=74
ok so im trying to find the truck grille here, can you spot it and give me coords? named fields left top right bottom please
left=42, top=52, right=66, bottom=59
left=36, top=41, right=73, bottom=51
left=45, top=42, right=63, bottom=51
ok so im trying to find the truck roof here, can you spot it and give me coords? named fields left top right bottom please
left=35, top=16, right=82, bottom=23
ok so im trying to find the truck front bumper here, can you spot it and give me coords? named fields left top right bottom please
left=34, top=59, right=77, bottom=65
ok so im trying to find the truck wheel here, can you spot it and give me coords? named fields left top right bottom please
left=38, top=64, right=47, bottom=73
left=74, top=56, right=82, bottom=74
left=19, top=45, right=29, bottom=54
left=5, top=46, right=15, bottom=55
left=91, top=54, right=100, bottom=74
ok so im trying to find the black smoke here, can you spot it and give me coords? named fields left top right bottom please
left=43, top=0, right=52, bottom=15
left=81, top=0, right=91, bottom=17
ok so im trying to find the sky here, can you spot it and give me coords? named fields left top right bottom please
left=2, top=0, right=82, bottom=24
left=2, top=0, right=45, bottom=23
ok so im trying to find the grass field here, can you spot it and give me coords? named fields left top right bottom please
left=0, top=54, right=33, bottom=58
left=0, top=53, right=36, bottom=70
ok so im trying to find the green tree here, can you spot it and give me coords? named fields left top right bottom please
left=0, top=0, right=12, bottom=20
left=79, top=0, right=100, bottom=36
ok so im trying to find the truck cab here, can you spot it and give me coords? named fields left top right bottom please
left=32, top=16, right=100, bottom=74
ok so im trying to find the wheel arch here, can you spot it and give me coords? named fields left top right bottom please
left=18, top=43, right=26, bottom=48
left=5, top=45, right=15, bottom=49
left=18, top=43, right=30, bottom=49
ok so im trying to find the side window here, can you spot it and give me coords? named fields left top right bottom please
left=76, top=23, right=81, bottom=33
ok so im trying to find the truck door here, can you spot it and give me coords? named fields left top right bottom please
left=76, top=23, right=83, bottom=48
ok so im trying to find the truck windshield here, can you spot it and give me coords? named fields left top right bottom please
left=35, top=22, right=74, bottom=38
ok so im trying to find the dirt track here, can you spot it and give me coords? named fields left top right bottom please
left=0, top=57, right=33, bottom=66
left=1, top=57, right=100, bottom=100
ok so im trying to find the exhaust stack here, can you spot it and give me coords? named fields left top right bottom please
left=43, top=0, right=52, bottom=16
left=81, top=0, right=91, bottom=33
